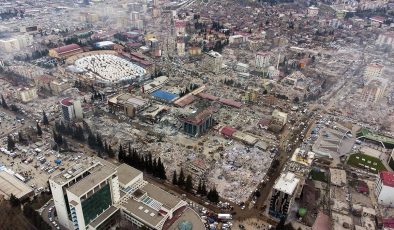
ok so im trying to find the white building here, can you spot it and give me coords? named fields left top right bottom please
left=376, top=32, right=394, bottom=49
left=175, top=20, right=187, bottom=35
left=364, top=63, right=384, bottom=80
left=229, top=34, right=245, bottom=44
left=0, top=34, right=33, bottom=53
left=307, top=6, right=319, bottom=17
left=118, top=164, right=189, bottom=230
left=130, top=11, right=144, bottom=29
left=17, top=87, right=38, bottom=103
left=176, top=40, right=185, bottom=57
left=60, top=98, right=83, bottom=122
left=203, top=50, right=223, bottom=73
left=49, top=158, right=202, bottom=230
left=375, top=171, right=394, bottom=207
left=269, top=172, right=300, bottom=219
left=255, top=51, right=272, bottom=69
left=49, top=159, right=120, bottom=230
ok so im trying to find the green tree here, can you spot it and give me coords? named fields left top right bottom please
left=197, top=179, right=202, bottom=194
left=9, top=194, right=20, bottom=207
left=1, top=94, right=8, bottom=109
left=172, top=170, right=177, bottom=185
left=178, top=168, right=185, bottom=187
left=185, top=175, right=193, bottom=192
left=207, top=187, right=219, bottom=203
left=201, top=181, right=207, bottom=196
left=42, top=111, right=49, bottom=125
left=7, top=135, right=15, bottom=151
left=108, top=145, right=115, bottom=158
left=118, top=144, right=125, bottom=162
left=36, top=123, right=43, bottom=136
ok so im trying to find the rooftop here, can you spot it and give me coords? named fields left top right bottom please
left=151, top=90, right=178, bottom=102
left=166, top=207, right=205, bottom=230
left=51, top=159, right=98, bottom=185
left=330, top=168, right=347, bottom=187
left=60, top=98, right=73, bottom=106
left=357, top=128, right=394, bottom=147
left=67, top=163, right=116, bottom=197
left=54, top=44, right=81, bottom=55
left=117, top=164, right=142, bottom=186
left=88, top=205, right=119, bottom=229
left=183, top=107, right=214, bottom=125
left=273, top=172, right=299, bottom=195
left=0, top=171, right=33, bottom=199
left=380, top=171, right=394, bottom=187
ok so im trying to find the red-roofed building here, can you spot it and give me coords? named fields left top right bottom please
left=376, top=171, right=394, bottom=207
left=218, top=98, right=242, bottom=108
left=383, top=218, right=394, bottom=229
left=182, top=107, right=214, bottom=137
left=312, top=212, right=330, bottom=230
left=49, top=44, right=83, bottom=58
left=220, top=126, right=237, bottom=137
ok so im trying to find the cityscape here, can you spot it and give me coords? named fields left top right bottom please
left=0, top=0, right=394, bottom=229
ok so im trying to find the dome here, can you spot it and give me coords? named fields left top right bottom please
left=178, top=220, right=193, bottom=230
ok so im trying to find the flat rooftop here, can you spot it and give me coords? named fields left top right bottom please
left=357, top=128, right=394, bottom=146
left=67, top=164, right=116, bottom=197
left=273, top=172, right=299, bottom=195
left=51, top=157, right=98, bottom=185
left=117, top=164, right=142, bottom=186
left=142, top=183, right=182, bottom=210
left=167, top=207, right=205, bottom=230
left=0, top=171, right=33, bottom=199
left=122, top=196, right=166, bottom=227
left=88, top=205, right=119, bottom=229
left=330, top=168, right=347, bottom=187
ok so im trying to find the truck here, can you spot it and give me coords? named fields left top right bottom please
left=217, top=214, right=232, bottom=220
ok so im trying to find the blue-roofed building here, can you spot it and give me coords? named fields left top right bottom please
left=151, top=90, right=178, bottom=104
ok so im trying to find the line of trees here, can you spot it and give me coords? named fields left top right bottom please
left=119, top=144, right=167, bottom=180
left=8, top=193, right=51, bottom=229
left=172, top=169, right=220, bottom=203
left=53, top=120, right=116, bottom=158
left=23, top=203, right=51, bottom=230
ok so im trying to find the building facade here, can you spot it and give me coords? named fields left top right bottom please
left=60, top=98, right=83, bottom=122
left=203, top=50, right=223, bottom=73
left=49, top=160, right=120, bottom=230
left=0, top=34, right=33, bottom=53
left=269, top=172, right=300, bottom=219
left=17, top=87, right=38, bottom=102
left=376, top=171, right=394, bottom=207
left=364, top=63, right=384, bottom=80
left=182, top=107, right=214, bottom=137
left=256, top=51, right=272, bottom=69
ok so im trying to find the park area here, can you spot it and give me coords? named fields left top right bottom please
left=347, top=152, right=386, bottom=174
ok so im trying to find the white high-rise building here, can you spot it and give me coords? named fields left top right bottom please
left=376, top=32, right=394, bottom=49
left=364, top=63, right=384, bottom=80
left=60, top=98, right=83, bottom=121
left=49, top=158, right=202, bottom=230
left=49, top=159, right=120, bottom=230
left=255, top=51, right=272, bottom=69
left=376, top=171, right=394, bottom=207
left=17, top=87, right=38, bottom=103
left=0, top=34, right=33, bottom=53
left=203, top=50, right=223, bottom=73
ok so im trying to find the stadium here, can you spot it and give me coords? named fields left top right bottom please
left=73, top=54, right=146, bottom=85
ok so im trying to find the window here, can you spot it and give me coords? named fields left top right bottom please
left=81, top=183, right=112, bottom=224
